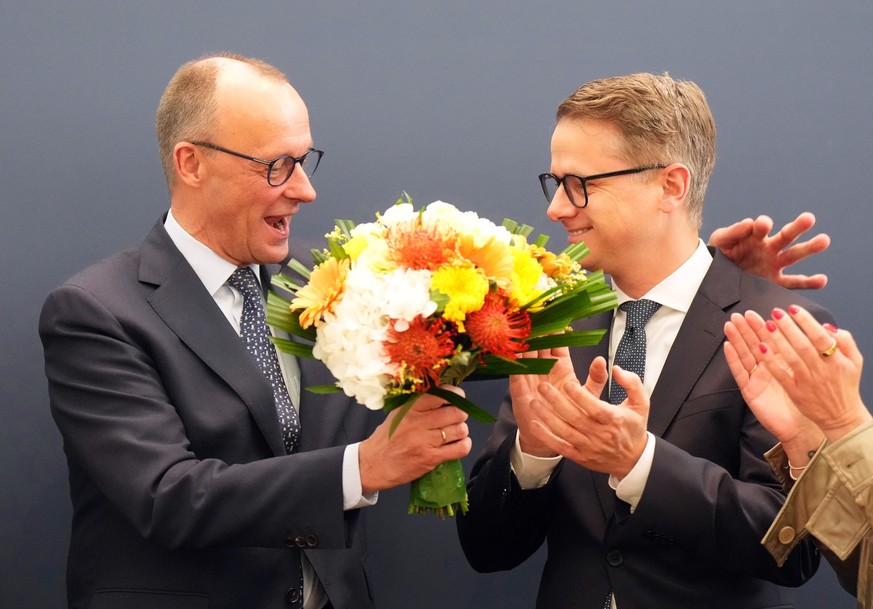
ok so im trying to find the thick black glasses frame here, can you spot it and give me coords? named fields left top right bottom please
left=538, top=164, right=666, bottom=208
left=190, top=141, right=324, bottom=186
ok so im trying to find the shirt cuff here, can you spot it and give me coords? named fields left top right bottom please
left=510, top=431, right=562, bottom=490
left=609, top=432, right=655, bottom=512
left=343, top=443, right=378, bottom=510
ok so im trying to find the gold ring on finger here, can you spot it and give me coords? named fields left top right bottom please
left=821, top=339, right=838, bottom=358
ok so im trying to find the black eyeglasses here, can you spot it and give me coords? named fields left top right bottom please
left=538, top=165, right=666, bottom=208
left=190, top=141, right=324, bottom=187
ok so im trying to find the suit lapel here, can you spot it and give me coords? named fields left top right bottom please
left=647, top=250, right=742, bottom=437
left=139, top=220, right=287, bottom=457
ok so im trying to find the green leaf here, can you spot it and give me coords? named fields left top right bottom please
left=439, top=351, right=478, bottom=386
left=525, top=329, right=607, bottom=350
left=527, top=280, right=617, bottom=336
left=408, top=459, right=468, bottom=518
left=266, top=293, right=317, bottom=342
left=561, top=240, right=591, bottom=262
left=305, top=384, right=342, bottom=394
left=475, top=355, right=558, bottom=376
left=336, top=219, right=357, bottom=239
left=270, top=336, right=316, bottom=359
left=427, top=386, right=496, bottom=423
left=533, top=233, right=550, bottom=248
left=387, top=395, right=419, bottom=436
left=286, top=258, right=313, bottom=280
left=270, top=272, right=302, bottom=294
left=429, top=289, right=450, bottom=313
left=327, top=239, right=347, bottom=260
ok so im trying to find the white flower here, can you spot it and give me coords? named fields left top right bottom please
left=423, top=200, right=512, bottom=247
left=379, top=202, right=417, bottom=226
left=312, top=265, right=437, bottom=410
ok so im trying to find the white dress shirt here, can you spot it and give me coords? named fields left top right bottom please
left=164, top=210, right=375, bottom=609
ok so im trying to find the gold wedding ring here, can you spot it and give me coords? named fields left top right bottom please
left=440, top=429, right=447, bottom=443
left=749, top=363, right=758, bottom=375
left=821, top=339, right=838, bottom=358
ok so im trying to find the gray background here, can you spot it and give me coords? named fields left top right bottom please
left=2, top=2, right=870, bottom=608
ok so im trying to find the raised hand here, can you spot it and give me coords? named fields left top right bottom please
left=724, top=311, right=823, bottom=460
left=510, top=346, right=578, bottom=457
left=525, top=357, right=650, bottom=478
left=759, top=305, right=870, bottom=442
left=708, top=212, right=830, bottom=290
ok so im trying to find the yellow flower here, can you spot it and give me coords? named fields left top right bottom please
left=343, top=234, right=369, bottom=260
left=289, top=257, right=350, bottom=328
left=458, top=233, right=514, bottom=288
left=509, top=247, right=544, bottom=307
left=431, top=264, right=489, bottom=326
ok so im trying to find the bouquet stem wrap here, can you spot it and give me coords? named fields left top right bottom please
left=408, top=459, right=468, bottom=518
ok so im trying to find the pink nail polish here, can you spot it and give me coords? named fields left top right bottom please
left=766, top=321, right=777, bottom=332
left=823, top=323, right=838, bottom=333
left=759, top=343, right=768, bottom=354
left=772, top=308, right=784, bottom=320
left=788, top=305, right=800, bottom=315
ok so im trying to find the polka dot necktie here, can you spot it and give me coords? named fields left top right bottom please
left=604, top=299, right=660, bottom=609
left=227, top=267, right=301, bottom=454
left=609, top=299, right=661, bottom=405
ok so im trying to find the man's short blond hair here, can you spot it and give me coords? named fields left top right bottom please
left=557, top=73, right=716, bottom=228
left=155, top=53, right=288, bottom=190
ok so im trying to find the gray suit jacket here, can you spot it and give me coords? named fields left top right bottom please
left=40, top=219, right=379, bottom=609
left=457, top=250, right=825, bottom=609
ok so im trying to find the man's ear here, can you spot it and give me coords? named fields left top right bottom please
left=659, top=163, right=691, bottom=213
left=174, top=141, right=204, bottom=187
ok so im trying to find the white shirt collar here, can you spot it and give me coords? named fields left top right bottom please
left=164, top=209, right=261, bottom=295
left=613, top=239, right=712, bottom=313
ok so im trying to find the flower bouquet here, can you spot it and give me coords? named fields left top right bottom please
left=267, top=194, right=616, bottom=517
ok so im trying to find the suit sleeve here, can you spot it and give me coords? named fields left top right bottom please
left=40, top=282, right=357, bottom=551
left=457, top=392, right=554, bottom=572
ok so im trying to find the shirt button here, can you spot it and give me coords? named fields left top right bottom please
left=778, top=526, right=796, bottom=545
left=606, top=549, right=624, bottom=567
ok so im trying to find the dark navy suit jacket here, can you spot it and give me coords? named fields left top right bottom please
left=40, top=219, right=378, bottom=609
left=458, top=250, right=825, bottom=609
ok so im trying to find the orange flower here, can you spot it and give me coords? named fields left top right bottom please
left=458, top=233, right=514, bottom=287
left=289, top=257, right=349, bottom=328
left=386, top=218, right=458, bottom=271
left=384, top=315, right=456, bottom=391
left=465, top=291, right=531, bottom=359
left=530, top=245, right=579, bottom=279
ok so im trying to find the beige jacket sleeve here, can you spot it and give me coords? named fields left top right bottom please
left=762, top=421, right=873, bottom=603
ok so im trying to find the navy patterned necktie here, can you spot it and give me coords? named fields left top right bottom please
left=609, top=299, right=662, bottom=405
left=227, top=267, right=301, bottom=454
